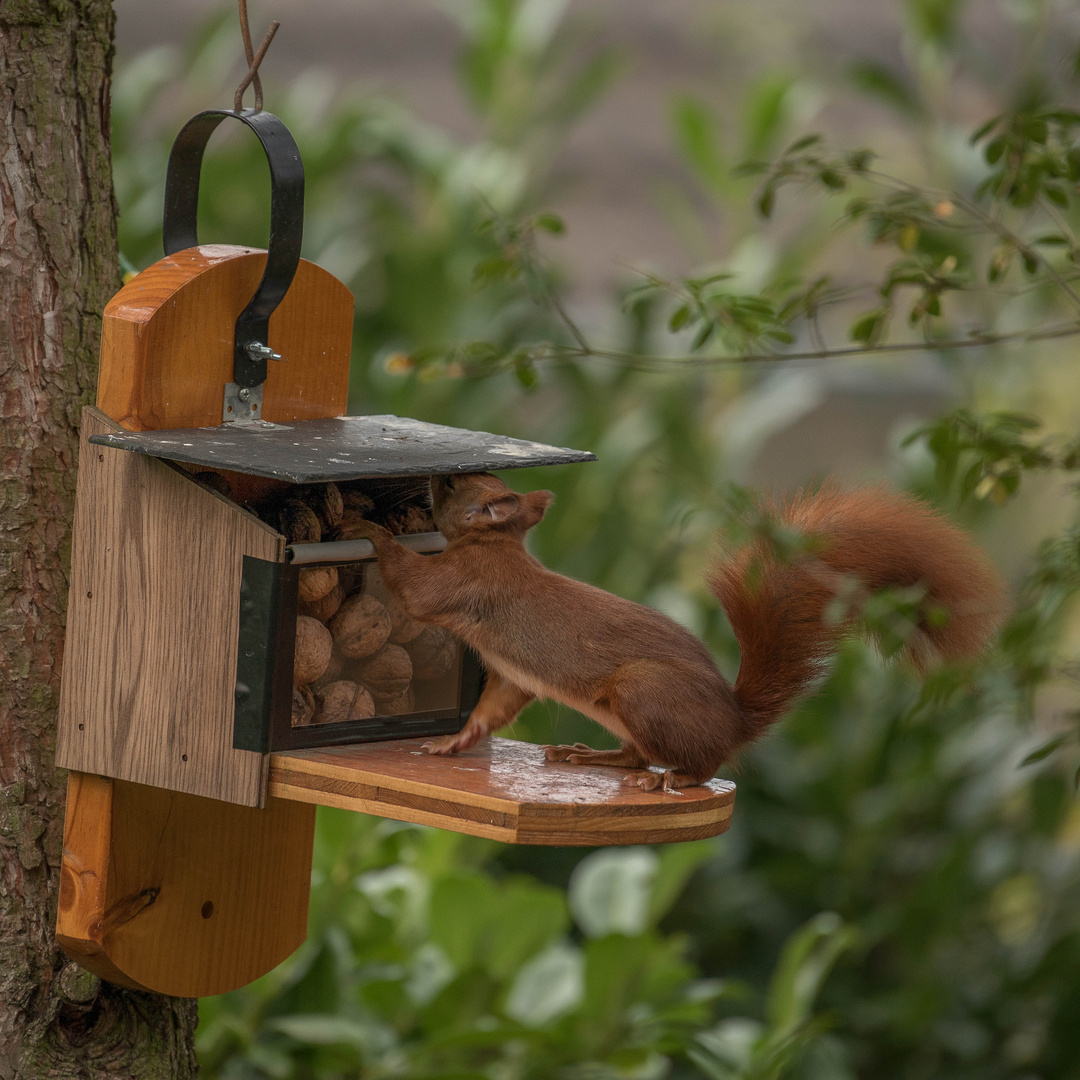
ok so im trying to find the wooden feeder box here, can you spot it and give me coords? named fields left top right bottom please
left=54, top=108, right=735, bottom=999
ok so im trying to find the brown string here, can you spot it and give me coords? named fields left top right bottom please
left=234, top=0, right=280, bottom=113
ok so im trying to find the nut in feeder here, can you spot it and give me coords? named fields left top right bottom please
left=55, top=26, right=735, bottom=999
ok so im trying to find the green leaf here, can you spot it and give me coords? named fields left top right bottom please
left=514, top=357, right=537, bottom=388
left=569, top=848, right=658, bottom=937
left=673, top=96, right=727, bottom=193
left=268, top=1014, right=372, bottom=1048
left=985, top=135, right=1006, bottom=164
left=669, top=304, right=693, bottom=332
left=648, top=841, right=717, bottom=925
left=785, top=133, right=823, bottom=154
left=970, top=114, right=1002, bottom=143
left=503, top=943, right=584, bottom=1026
left=850, top=309, right=887, bottom=345
left=848, top=61, right=923, bottom=117
left=743, top=74, right=797, bottom=158
left=486, top=883, right=568, bottom=977
left=534, top=212, right=565, bottom=235
left=472, top=255, right=518, bottom=284
left=429, top=873, right=497, bottom=968
left=1020, top=734, right=1068, bottom=766
left=1044, top=184, right=1070, bottom=208
left=766, top=912, right=857, bottom=1040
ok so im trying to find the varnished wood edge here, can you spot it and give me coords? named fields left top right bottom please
left=268, top=760, right=736, bottom=846
left=55, top=935, right=153, bottom=993
left=103, top=246, right=355, bottom=323
left=271, top=750, right=736, bottom=819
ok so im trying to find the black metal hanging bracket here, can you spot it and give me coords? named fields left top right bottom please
left=162, top=109, right=305, bottom=395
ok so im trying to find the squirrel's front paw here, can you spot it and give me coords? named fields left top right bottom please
left=353, top=519, right=392, bottom=542
left=423, top=734, right=464, bottom=755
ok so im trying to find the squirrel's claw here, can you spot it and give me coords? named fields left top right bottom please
left=627, top=769, right=685, bottom=794
left=423, top=733, right=469, bottom=755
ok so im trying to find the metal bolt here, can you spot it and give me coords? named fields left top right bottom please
left=245, top=341, right=283, bottom=362
left=237, top=387, right=251, bottom=402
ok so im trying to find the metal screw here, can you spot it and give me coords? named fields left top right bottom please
left=238, top=387, right=251, bottom=402
left=245, top=341, right=283, bottom=362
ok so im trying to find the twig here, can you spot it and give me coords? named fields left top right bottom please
left=234, top=0, right=280, bottom=113
left=533, top=318, right=1080, bottom=372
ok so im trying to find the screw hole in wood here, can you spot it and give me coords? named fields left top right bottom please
left=201, top=901, right=214, bottom=919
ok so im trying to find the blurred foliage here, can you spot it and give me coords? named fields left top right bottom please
left=109, top=0, right=1080, bottom=1077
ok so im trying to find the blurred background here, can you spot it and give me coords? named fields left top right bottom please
left=110, top=1, right=1080, bottom=1076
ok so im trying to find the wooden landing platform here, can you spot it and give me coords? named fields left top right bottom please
left=269, top=738, right=736, bottom=846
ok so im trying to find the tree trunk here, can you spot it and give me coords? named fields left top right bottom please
left=0, top=2, right=198, bottom=1076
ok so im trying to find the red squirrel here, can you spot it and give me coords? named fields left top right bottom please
left=352, top=474, right=1006, bottom=791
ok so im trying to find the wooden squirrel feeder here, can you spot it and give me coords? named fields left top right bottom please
left=55, top=106, right=735, bottom=998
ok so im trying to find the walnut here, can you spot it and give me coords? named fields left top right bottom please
left=279, top=499, right=322, bottom=544
left=313, top=680, right=375, bottom=725
left=407, top=626, right=457, bottom=680
left=299, top=579, right=346, bottom=623
left=385, top=595, right=423, bottom=644
left=328, top=594, right=392, bottom=659
left=194, top=471, right=232, bottom=498
left=355, top=644, right=413, bottom=700
left=311, top=651, right=344, bottom=691
left=291, top=685, right=315, bottom=727
left=341, top=488, right=376, bottom=516
left=297, top=565, right=338, bottom=604
left=375, top=685, right=415, bottom=716
left=293, top=615, right=333, bottom=687
left=367, top=577, right=423, bottom=644
left=384, top=504, right=435, bottom=535
left=298, top=482, right=343, bottom=534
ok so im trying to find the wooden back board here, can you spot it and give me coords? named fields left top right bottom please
left=97, top=244, right=353, bottom=431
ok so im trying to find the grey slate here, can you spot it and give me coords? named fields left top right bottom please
left=89, top=413, right=596, bottom=483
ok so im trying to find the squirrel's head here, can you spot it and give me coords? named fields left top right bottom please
left=430, top=473, right=552, bottom=540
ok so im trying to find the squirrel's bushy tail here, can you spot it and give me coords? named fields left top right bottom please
left=708, top=486, right=1006, bottom=739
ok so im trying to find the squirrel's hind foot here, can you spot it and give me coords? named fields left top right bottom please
left=629, top=769, right=709, bottom=793
left=544, top=744, right=648, bottom=769
left=543, top=743, right=594, bottom=762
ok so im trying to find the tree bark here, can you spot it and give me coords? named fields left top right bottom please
left=0, top=2, right=198, bottom=1076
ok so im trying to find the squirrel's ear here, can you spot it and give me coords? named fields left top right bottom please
left=520, top=490, right=553, bottom=529
left=465, top=494, right=519, bottom=525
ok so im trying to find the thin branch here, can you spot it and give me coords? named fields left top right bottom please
left=1039, top=193, right=1078, bottom=249
left=535, top=319, right=1080, bottom=372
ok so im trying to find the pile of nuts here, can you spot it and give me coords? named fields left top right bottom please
left=257, top=479, right=460, bottom=727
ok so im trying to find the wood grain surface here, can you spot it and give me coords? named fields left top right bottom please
left=270, top=737, right=736, bottom=845
left=56, top=772, right=316, bottom=997
left=56, top=407, right=282, bottom=807
left=97, top=244, right=353, bottom=432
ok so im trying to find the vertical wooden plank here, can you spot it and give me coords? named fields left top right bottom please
left=57, top=773, right=316, bottom=998
left=56, top=407, right=283, bottom=806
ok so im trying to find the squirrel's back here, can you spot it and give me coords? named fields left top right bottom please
left=709, top=485, right=1006, bottom=738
